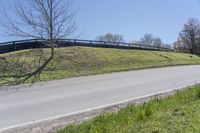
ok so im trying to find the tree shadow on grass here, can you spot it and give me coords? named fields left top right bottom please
left=0, top=48, right=54, bottom=86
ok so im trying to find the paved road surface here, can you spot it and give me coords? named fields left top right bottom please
left=1, top=65, right=200, bottom=130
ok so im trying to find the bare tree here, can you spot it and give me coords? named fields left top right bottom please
left=173, top=36, right=191, bottom=53
left=164, top=43, right=172, bottom=49
left=153, top=37, right=163, bottom=47
left=140, top=34, right=154, bottom=45
left=174, top=18, right=200, bottom=54
left=96, top=33, right=124, bottom=43
left=0, top=0, right=76, bottom=85
left=140, top=34, right=164, bottom=47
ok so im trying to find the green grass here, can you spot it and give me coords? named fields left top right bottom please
left=1, top=46, right=200, bottom=85
left=58, top=85, right=200, bottom=133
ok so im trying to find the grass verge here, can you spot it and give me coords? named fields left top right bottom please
left=1, top=46, right=200, bottom=85
left=58, top=85, right=200, bottom=133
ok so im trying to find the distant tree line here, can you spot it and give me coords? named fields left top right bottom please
left=96, top=33, right=124, bottom=43
left=96, top=33, right=172, bottom=49
left=173, top=18, right=200, bottom=54
left=139, top=34, right=172, bottom=49
left=97, top=18, right=200, bottom=55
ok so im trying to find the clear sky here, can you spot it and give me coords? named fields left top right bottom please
left=1, top=0, right=200, bottom=44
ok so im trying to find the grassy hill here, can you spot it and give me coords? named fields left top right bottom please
left=1, top=46, right=200, bottom=85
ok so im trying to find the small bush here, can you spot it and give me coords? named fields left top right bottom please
left=137, top=109, right=146, bottom=120
left=145, top=105, right=153, bottom=118
left=137, top=104, right=154, bottom=120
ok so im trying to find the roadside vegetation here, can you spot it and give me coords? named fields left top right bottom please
left=58, top=85, right=200, bottom=133
left=1, top=46, right=200, bottom=85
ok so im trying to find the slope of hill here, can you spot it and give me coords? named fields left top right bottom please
left=0, top=46, right=200, bottom=84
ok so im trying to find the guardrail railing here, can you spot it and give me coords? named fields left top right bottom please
left=0, top=39, right=173, bottom=54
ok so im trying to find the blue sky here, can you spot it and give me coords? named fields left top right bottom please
left=1, top=0, right=200, bottom=44
left=75, top=0, right=200, bottom=44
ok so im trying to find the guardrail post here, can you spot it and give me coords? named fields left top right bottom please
left=7, top=44, right=9, bottom=52
left=13, top=41, right=16, bottom=51
left=26, top=42, right=29, bottom=49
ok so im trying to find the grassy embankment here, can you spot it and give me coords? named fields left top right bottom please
left=0, top=46, right=200, bottom=84
left=58, top=85, right=200, bottom=133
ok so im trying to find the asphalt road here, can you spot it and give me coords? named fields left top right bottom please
left=1, top=65, right=200, bottom=130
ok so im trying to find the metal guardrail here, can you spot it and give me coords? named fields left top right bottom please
left=0, top=39, right=173, bottom=54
